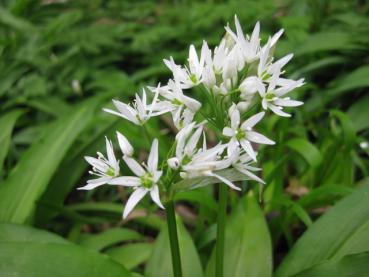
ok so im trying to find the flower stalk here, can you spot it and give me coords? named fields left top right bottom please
left=165, top=200, right=183, bottom=277
left=216, top=184, right=227, bottom=277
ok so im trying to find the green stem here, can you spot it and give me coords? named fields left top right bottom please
left=165, top=200, right=183, bottom=277
left=216, top=184, right=227, bottom=277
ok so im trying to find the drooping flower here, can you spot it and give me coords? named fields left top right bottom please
left=223, top=104, right=274, bottom=161
left=79, top=137, right=120, bottom=190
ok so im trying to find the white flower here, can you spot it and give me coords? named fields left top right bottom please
left=164, top=41, right=210, bottom=88
left=225, top=15, right=261, bottom=63
left=181, top=143, right=241, bottom=191
left=103, top=88, right=169, bottom=125
left=109, top=139, right=164, bottom=218
left=260, top=75, right=304, bottom=117
left=223, top=105, right=274, bottom=161
left=117, top=131, right=133, bottom=156
left=155, top=80, right=201, bottom=128
left=79, top=137, right=120, bottom=190
left=167, top=122, right=204, bottom=169
left=227, top=143, right=265, bottom=184
left=239, top=76, right=265, bottom=97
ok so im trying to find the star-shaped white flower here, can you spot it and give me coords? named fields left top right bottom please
left=109, top=139, right=164, bottom=219
left=79, top=137, right=120, bottom=190
left=227, top=143, right=265, bottom=184
left=225, top=15, right=261, bottom=64
left=104, top=88, right=170, bottom=125
left=164, top=41, right=210, bottom=89
left=260, top=74, right=304, bottom=117
left=223, top=105, right=274, bottom=162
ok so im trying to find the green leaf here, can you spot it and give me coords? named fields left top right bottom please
left=206, top=192, right=272, bottom=277
left=276, top=185, right=369, bottom=276
left=105, top=243, right=153, bottom=270
left=292, top=252, right=369, bottom=277
left=0, top=110, right=23, bottom=176
left=285, top=138, right=323, bottom=168
left=145, top=218, right=204, bottom=277
left=348, top=94, right=369, bottom=132
left=0, top=223, right=131, bottom=277
left=0, top=100, right=97, bottom=224
left=327, top=65, right=369, bottom=98
left=78, top=228, right=144, bottom=251
left=294, top=32, right=356, bottom=56
left=0, top=223, right=68, bottom=244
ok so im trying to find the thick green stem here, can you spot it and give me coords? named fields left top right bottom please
left=165, top=200, right=183, bottom=277
left=216, top=184, right=227, bottom=277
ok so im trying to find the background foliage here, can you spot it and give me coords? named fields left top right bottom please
left=0, top=0, right=368, bottom=276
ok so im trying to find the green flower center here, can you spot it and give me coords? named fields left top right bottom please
left=235, top=128, right=246, bottom=140
left=171, top=98, right=182, bottom=106
left=190, top=74, right=198, bottom=84
left=140, top=173, right=154, bottom=189
left=107, top=167, right=116, bottom=177
left=265, top=92, right=275, bottom=101
left=182, top=155, right=191, bottom=166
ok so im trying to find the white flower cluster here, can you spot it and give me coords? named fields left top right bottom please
left=79, top=15, right=304, bottom=218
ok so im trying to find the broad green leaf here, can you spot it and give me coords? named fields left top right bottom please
left=0, top=223, right=131, bottom=277
left=0, top=100, right=96, bottom=223
left=292, top=252, right=369, bottom=277
left=0, top=223, right=68, bottom=244
left=348, top=94, right=369, bottom=132
left=206, top=192, right=272, bottom=277
left=0, top=110, right=23, bottom=176
left=276, top=185, right=369, bottom=277
left=78, top=228, right=144, bottom=251
left=294, top=32, right=356, bottom=56
left=327, top=65, right=369, bottom=98
left=145, top=218, right=203, bottom=277
left=285, top=138, right=322, bottom=168
left=105, top=243, right=153, bottom=270
left=0, top=242, right=131, bottom=277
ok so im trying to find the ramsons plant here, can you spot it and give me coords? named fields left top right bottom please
left=79, top=15, right=304, bottom=277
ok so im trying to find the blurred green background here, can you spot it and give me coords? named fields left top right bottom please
left=0, top=0, right=368, bottom=276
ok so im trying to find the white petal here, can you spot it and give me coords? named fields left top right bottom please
left=108, top=176, right=141, bottom=186
left=240, top=139, right=257, bottom=162
left=223, top=127, right=235, bottom=137
left=123, top=188, right=148, bottom=219
left=241, top=112, right=265, bottom=129
left=184, top=126, right=203, bottom=156
left=85, top=156, right=107, bottom=172
left=230, top=106, right=240, bottom=129
left=234, top=165, right=265, bottom=184
left=206, top=172, right=241, bottom=191
left=117, top=131, right=134, bottom=156
left=274, top=98, right=303, bottom=107
left=246, top=131, right=275, bottom=145
left=270, top=29, right=284, bottom=46
left=148, top=139, right=159, bottom=173
left=269, top=104, right=291, bottom=117
left=78, top=177, right=111, bottom=190
left=150, top=185, right=164, bottom=209
left=123, top=156, right=145, bottom=177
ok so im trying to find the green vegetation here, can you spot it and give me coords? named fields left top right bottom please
left=0, top=0, right=368, bottom=276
